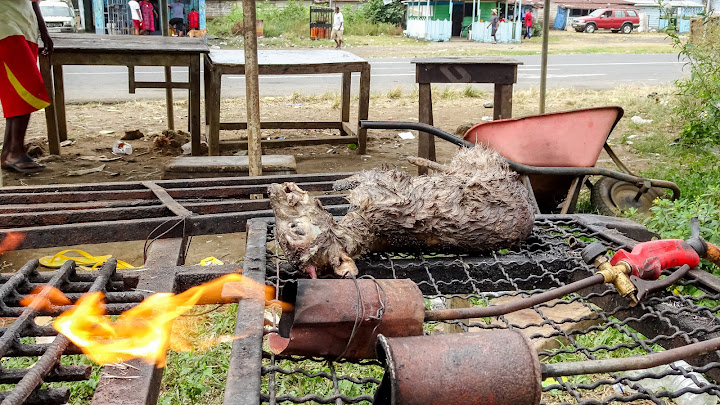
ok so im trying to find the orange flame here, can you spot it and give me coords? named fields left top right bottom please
left=26, top=273, right=278, bottom=367
left=0, top=232, right=24, bottom=253
left=20, top=286, right=72, bottom=312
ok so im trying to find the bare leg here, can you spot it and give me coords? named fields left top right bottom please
left=2, top=114, right=44, bottom=172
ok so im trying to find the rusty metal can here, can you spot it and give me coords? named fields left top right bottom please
left=374, top=330, right=542, bottom=405
left=268, top=278, right=425, bottom=359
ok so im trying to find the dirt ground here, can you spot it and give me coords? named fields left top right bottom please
left=0, top=84, right=663, bottom=271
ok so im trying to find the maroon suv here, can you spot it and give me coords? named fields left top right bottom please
left=571, top=8, right=640, bottom=33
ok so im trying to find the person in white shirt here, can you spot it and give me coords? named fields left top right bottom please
left=331, top=7, right=343, bottom=48
left=128, top=0, right=141, bottom=35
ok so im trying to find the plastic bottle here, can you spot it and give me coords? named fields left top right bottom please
left=614, top=361, right=718, bottom=405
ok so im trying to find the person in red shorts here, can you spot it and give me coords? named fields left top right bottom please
left=0, top=0, right=53, bottom=173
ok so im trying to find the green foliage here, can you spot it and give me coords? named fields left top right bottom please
left=639, top=187, right=720, bottom=275
left=668, top=17, right=720, bottom=145
left=358, top=0, right=406, bottom=26
left=158, top=304, right=239, bottom=405
left=208, top=0, right=403, bottom=38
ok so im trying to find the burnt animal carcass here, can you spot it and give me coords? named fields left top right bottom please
left=269, top=146, right=535, bottom=278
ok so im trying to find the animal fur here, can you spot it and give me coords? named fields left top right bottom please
left=269, top=146, right=535, bottom=278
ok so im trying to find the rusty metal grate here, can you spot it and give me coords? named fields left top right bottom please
left=0, top=259, right=141, bottom=405
left=253, top=214, right=720, bottom=404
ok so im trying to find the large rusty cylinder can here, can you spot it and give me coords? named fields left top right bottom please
left=374, top=331, right=543, bottom=405
left=268, top=279, right=425, bottom=359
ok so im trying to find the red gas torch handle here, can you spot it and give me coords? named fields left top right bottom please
left=610, top=239, right=700, bottom=280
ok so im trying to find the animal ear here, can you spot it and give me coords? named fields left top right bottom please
left=333, top=252, right=358, bottom=277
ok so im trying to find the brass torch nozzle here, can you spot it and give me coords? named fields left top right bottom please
left=593, top=256, right=638, bottom=306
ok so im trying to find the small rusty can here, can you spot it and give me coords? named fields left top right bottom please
left=374, top=330, right=542, bottom=405
left=268, top=278, right=425, bottom=359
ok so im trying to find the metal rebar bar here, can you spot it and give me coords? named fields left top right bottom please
left=2, top=259, right=117, bottom=405
left=424, top=274, right=605, bottom=321
left=543, top=335, right=720, bottom=377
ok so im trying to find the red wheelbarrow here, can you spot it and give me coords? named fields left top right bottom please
left=360, top=106, right=680, bottom=214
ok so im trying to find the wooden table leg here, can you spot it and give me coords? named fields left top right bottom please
left=207, top=70, right=222, bottom=156
left=52, top=65, right=67, bottom=142
left=340, top=71, right=351, bottom=136
left=189, top=55, right=202, bottom=155
left=418, top=83, right=435, bottom=175
left=356, top=65, right=370, bottom=155
left=203, top=57, right=210, bottom=134
left=40, top=56, right=60, bottom=156
left=164, top=66, right=175, bottom=131
left=493, top=83, right=513, bottom=121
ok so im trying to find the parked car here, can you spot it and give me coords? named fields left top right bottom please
left=571, top=9, right=639, bottom=34
left=39, top=1, right=78, bottom=33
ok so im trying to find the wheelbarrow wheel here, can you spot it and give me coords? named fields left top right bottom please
left=590, top=177, right=663, bottom=216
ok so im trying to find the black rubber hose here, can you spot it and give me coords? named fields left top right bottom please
left=359, top=120, right=681, bottom=200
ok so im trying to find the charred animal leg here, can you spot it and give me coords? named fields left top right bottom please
left=407, top=156, right=449, bottom=173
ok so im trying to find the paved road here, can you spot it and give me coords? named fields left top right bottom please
left=60, top=53, right=685, bottom=102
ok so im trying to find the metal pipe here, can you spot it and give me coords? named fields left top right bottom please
left=539, top=0, right=550, bottom=113
left=425, top=274, right=604, bottom=321
left=543, top=335, right=720, bottom=377
left=359, top=120, right=681, bottom=200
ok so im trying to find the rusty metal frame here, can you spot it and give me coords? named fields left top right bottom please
left=0, top=173, right=353, bottom=250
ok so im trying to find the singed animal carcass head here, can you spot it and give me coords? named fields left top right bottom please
left=268, top=182, right=356, bottom=278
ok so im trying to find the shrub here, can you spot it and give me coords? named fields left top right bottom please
left=669, top=17, right=720, bottom=145
left=208, top=0, right=403, bottom=38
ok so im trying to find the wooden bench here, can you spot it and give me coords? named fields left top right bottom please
left=163, top=156, right=297, bottom=179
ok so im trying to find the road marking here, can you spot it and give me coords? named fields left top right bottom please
left=519, top=73, right=607, bottom=79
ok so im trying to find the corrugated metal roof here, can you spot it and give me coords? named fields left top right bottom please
left=631, top=0, right=702, bottom=7
left=555, top=0, right=635, bottom=8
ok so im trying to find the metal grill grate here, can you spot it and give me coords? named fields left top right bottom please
left=0, top=259, right=141, bottom=405
left=256, top=215, right=720, bottom=404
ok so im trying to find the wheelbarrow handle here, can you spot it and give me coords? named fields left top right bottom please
left=359, top=120, right=681, bottom=201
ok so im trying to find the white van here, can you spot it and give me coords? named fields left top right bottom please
left=39, top=1, right=78, bottom=33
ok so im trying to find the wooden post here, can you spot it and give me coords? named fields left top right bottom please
left=539, top=0, right=550, bottom=113
left=340, top=71, right=351, bottom=136
left=356, top=65, right=370, bottom=155
left=52, top=65, right=67, bottom=142
left=164, top=66, right=175, bottom=130
left=161, top=0, right=169, bottom=36
left=207, top=69, right=222, bottom=156
left=40, top=56, right=60, bottom=156
left=243, top=0, right=262, bottom=176
left=189, top=55, right=201, bottom=155
left=493, top=83, right=513, bottom=120
left=417, top=83, right=435, bottom=175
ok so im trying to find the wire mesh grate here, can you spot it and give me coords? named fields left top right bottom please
left=259, top=216, right=720, bottom=404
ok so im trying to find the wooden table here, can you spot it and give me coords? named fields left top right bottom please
left=204, top=50, right=371, bottom=155
left=40, top=34, right=209, bottom=156
left=411, top=57, right=522, bottom=174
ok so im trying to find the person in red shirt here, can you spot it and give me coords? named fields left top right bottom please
left=523, top=10, right=533, bottom=39
left=0, top=0, right=53, bottom=173
left=187, top=8, right=200, bottom=30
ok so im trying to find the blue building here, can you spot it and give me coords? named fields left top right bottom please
left=73, top=0, right=206, bottom=34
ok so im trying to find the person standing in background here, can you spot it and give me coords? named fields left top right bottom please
left=523, top=9, right=533, bottom=39
left=487, top=9, right=499, bottom=43
left=168, top=0, right=185, bottom=36
left=331, top=7, right=343, bottom=48
left=139, top=0, right=157, bottom=34
left=128, top=0, right=141, bottom=35
left=0, top=0, right=52, bottom=173
left=187, top=7, right=199, bottom=31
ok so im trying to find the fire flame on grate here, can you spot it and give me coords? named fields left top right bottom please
left=21, top=273, right=276, bottom=367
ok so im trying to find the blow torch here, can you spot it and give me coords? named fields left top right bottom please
left=582, top=217, right=720, bottom=305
